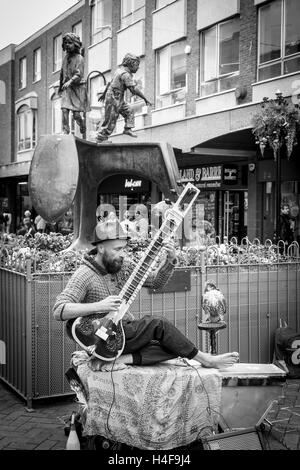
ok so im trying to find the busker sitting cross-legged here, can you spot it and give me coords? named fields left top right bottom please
left=53, top=219, right=239, bottom=369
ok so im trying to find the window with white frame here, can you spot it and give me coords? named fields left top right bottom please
left=121, top=0, right=145, bottom=29
left=19, top=57, right=27, bottom=89
left=53, top=34, right=62, bottom=72
left=52, top=98, right=62, bottom=134
left=72, top=21, right=83, bottom=40
left=33, top=48, right=41, bottom=82
left=258, top=0, right=300, bottom=82
left=91, top=0, right=112, bottom=45
left=200, top=17, right=240, bottom=97
left=156, top=41, right=186, bottom=108
left=17, top=105, right=37, bottom=152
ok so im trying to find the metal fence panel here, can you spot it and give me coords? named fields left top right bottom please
left=0, top=268, right=27, bottom=398
left=1, top=258, right=299, bottom=404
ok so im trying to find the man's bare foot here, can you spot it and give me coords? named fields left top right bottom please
left=194, top=351, right=239, bottom=369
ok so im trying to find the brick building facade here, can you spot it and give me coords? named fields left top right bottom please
left=0, top=0, right=299, bottom=242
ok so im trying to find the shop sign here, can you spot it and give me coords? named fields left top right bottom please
left=223, top=166, right=238, bottom=184
left=124, top=178, right=142, bottom=189
left=99, top=174, right=150, bottom=194
left=179, top=166, right=222, bottom=189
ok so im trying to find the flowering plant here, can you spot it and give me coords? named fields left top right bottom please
left=252, top=94, right=300, bottom=160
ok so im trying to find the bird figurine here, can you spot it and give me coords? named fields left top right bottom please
left=201, top=281, right=226, bottom=323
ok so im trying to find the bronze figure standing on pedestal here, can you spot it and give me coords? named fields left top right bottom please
left=58, top=33, right=88, bottom=136
left=97, top=53, right=152, bottom=142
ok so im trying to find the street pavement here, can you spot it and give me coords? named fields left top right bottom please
left=0, top=378, right=299, bottom=451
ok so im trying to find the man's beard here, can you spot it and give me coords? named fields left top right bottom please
left=102, top=251, right=123, bottom=274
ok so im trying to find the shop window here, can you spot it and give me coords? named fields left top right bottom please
left=121, top=0, right=145, bottom=29
left=156, top=40, right=187, bottom=108
left=19, top=57, right=27, bottom=89
left=281, top=181, right=300, bottom=244
left=52, top=97, right=62, bottom=135
left=90, top=0, right=112, bottom=44
left=200, top=17, right=240, bottom=97
left=53, top=34, right=62, bottom=72
left=258, top=0, right=300, bottom=81
left=17, top=105, right=37, bottom=152
left=72, top=21, right=82, bottom=40
left=33, top=48, right=41, bottom=82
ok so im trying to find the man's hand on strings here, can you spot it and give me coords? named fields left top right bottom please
left=162, top=239, right=177, bottom=263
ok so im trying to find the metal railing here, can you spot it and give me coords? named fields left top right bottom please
left=0, top=239, right=299, bottom=407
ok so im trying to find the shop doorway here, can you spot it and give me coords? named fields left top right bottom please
left=221, top=191, right=248, bottom=243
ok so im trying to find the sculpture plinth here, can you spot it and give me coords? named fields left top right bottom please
left=29, top=135, right=181, bottom=251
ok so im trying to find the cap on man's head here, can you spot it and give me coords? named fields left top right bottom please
left=91, top=219, right=130, bottom=245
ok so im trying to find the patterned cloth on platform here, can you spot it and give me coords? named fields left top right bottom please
left=75, top=359, right=222, bottom=450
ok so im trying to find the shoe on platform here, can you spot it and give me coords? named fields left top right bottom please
left=123, top=129, right=137, bottom=138
left=96, top=133, right=109, bottom=143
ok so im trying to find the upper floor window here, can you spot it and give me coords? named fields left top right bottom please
left=72, top=21, right=83, bottom=40
left=52, top=97, right=62, bottom=135
left=121, top=0, right=145, bottom=29
left=17, top=105, right=36, bottom=152
left=53, top=34, right=62, bottom=72
left=19, top=57, right=27, bottom=89
left=156, top=40, right=186, bottom=108
left=258, top=0, right=300, bottom=81
left=200, top=17, right=240, bottom=97
left=91, top=0, right=112, bottom=45
left=33, top=48, right=41, bottom=82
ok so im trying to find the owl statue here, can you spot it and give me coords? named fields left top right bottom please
left=201, top=281, right=226, bottom=323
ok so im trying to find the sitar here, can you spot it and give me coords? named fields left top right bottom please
left=70, top=183, right=200, bottom=361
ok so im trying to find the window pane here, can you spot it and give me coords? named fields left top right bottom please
left=19, top=58, right=26, bottom=88
left=202, top=26, right=217, bottom=81
left=122, top=0, right=131, bottom=18
left=72, top=21, right=82, bottom=40
left=34, top=49, right=41, bottom=81
left=219, top=19, right=240, bottom=76
left=200, top=81, right=218, bottom=97
left=285, top=0, right=300, bottom=56
left=219, top=73, right=239, bottom=92
left=170, top=42, right=186, bottom=90
left=92, top=0, right=112, bottom=43
left=157, top=46, right=169, bottom=95
left=53, top=35, right=62, bottom=71
left=258, top=62, right=282, bottom=81
left=259, top=0, right=281, bottom=64
left=53, top=100, right=62, bottom=134
left=284, top=56, right=300, bottom=75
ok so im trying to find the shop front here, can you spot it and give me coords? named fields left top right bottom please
left=178, top=162, right=248, bottom=243
left=258, top=154, right=300, bottom=244
left=97, top=174, right=155, bottom=221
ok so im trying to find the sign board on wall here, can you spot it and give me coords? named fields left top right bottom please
left=179, top=165, right=238, bottom=188
left=99, top=174, right=150, bottom=194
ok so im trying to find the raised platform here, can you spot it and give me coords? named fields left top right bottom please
left=220, top=363, right=286, bottom=429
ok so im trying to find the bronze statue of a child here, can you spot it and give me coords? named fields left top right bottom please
left=58, top=33, right=88, bottom=136
left=97, top=53, right=151, bottom=142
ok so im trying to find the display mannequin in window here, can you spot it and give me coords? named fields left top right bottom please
left=97, top=53, right=151, bottom=142
left=58, top=33, right=87, bottom=136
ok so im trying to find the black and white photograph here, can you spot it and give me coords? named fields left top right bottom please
left=0, top=0, right=300, bottom=456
